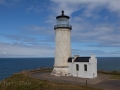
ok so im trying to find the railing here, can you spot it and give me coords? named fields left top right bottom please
left=54, top=24, right=72, bottom=29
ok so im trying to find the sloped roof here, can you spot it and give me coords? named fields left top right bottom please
left=68, top=57, right=72, bottom=62
left=74, top=57, right=90, bottom=62
left=68, top=57, right=90, bottom=63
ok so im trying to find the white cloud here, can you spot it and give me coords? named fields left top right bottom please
left=71, top=19, right=120, bottom=47
left=0, top=42, right=54, bottom=57
left=108, top=0, right=120, bottom=12
left=72, top=49, right=120, bottom=57
left=21, top=25, right=54, bottom=35
left=51, top=0, right=120, bottom=15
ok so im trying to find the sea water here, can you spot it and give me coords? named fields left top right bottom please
left=0, top=57, right=120, bottom=81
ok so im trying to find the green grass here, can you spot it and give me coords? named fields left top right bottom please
left=0, top=71, right=102, bottom=90
left=110, top=75, right=120, bottom=80
left=30, top=68, right=52, bottom=74
left=98, top=70, right=120, bottom=80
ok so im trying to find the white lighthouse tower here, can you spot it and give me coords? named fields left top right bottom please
left=51, top=11, right=72, bottom=76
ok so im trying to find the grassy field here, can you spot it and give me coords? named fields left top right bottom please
left=110, top=75, right=120, bottom=80
left=98, top=70, right=120, bottom=80
left=0, top=71, right=102, bottom=90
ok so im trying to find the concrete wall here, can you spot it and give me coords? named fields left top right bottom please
left=68, top=62, right=73, bottom=76
left=72, top=62, right=92, bottom=78
left=51, top=67, right=69, bottom=76
left=89, top=56, right=97, bottom=78
left=68, top=56, right=97, bottom=78
left=54, top=28, right=71, bottom=67
left=52, top=28, right=71, bottom=76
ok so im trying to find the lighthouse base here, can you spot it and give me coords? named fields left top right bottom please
left=51, top=66, right=70, bottom=76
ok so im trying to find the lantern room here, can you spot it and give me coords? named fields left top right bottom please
left=54, top=10, right=72, bottom=30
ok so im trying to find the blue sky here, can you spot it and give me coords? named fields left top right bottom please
left=0, top=0, right=120, bottom=57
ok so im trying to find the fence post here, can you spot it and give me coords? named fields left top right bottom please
left=86, top=80, right=87, bottom=86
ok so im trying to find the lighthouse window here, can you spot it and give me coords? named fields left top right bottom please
left=57, top=18, right=69, bottom=26
left=84, top=64, right=87, bottom=71
left=76, top=64, right=79, bottom=71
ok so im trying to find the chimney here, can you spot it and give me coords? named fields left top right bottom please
left=91, top=55, right=95, bottom=59
left=74, top=55, right=79, bottom=61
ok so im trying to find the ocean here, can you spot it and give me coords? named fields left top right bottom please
left=0, top=57, right=120, bottom=81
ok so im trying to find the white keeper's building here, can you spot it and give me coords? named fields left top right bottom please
left=51, top=11, right=97, bottom=78
left=68, top=55, right=97, bottom=78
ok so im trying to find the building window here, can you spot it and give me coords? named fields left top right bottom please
left=84, top=64, right=87, bottom=71
left=76, top=64, right=79, bottom=71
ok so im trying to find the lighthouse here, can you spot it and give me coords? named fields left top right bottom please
left=51, top=11, right=72, bottom=76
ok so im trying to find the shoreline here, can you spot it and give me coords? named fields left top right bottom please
left=0, top=68, right=120, bottom=90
